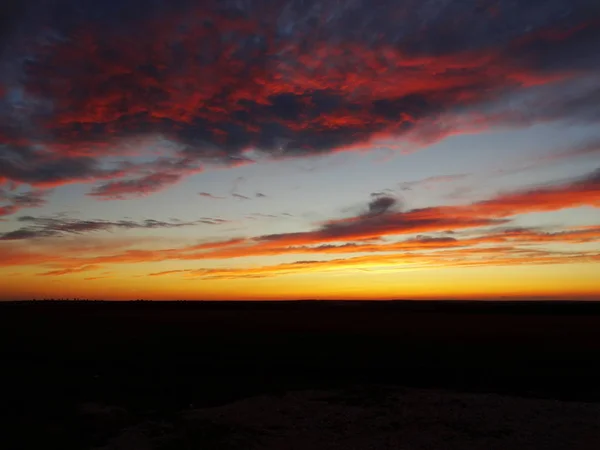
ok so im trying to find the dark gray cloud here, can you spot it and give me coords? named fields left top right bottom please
left=411, top=235, right=458, bottom=244
left=10, top=189, right=49, bottom=207
left=0, top=146, right=105, bottom=186
left=198, top=192, right=225, bottom=200
left=200, top=190, right=264, bottom=201
left=366, top=196, right=399, bottom=216
left=0, top=188, right=50, bottom=216
left=479, top=77, right=600, bottom=127
left=197, top=217, right=229, bottom=225
left=0, top=0, right=29, bottom=53
left=370, top=189, right=395, bottom=198
left=0, top=214, right=226, bottom=240
left=247, top=213, right=279, bottom=220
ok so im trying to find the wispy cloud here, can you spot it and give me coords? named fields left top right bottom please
left=0, top=215, right=225, bottom=240
left=232, top=193, right=251, bottom=201
left=199, top=192, right=226, bottom=200
left=87, top=157, right=204, bottom=200
left=148, top=269, right=190, bottom=277
left=197, top=217, right=229, bottom=225
left=0, top=188, right=51, bottom=217
left=39, top=265, right=103, bottom=277
left=399, top=174, right=470, bottom=191
left=199, top=191, right=264, bottom=201
left=388, top=138, right=600, bottom=201
left=147, top=248, right=600, bottom=281
left=84, top=276, right=110, bottom=281
left=246, top=213, right=279, bottom=220
left=4, top=168, right=599, bottom=279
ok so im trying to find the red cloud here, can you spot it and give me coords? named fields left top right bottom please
left=0, top=204, right=18, bottom=217
left=254, top=170, right=600, bottom=248
left=1, top=3, right=595, bottom=197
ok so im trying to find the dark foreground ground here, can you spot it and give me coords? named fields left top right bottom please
left=2, top=300, right=600, bottom=449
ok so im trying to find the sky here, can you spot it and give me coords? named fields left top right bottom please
left=1, top=0, right=599, bottom=301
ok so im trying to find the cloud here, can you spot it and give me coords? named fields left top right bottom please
left=0, top=204, right=18, bottom=217
left=0, top=146, right=108, bottom=187
left=39, top=265, right=102, bottom=277
left=198, top=217, right=229, bottom=225
left=466, top=168, right=600, bottom=216
left=199, top=192, right=225, bottom=200
left=15, top=166, right=595, bottom=273
left=10, top=189, right=48, bottom=207
left=148, top=247, right=600, bottom=281
left=233, top=168, right=600, bottom=249
left=0, top=215, right=221, bottom=240
left=202, top=191, right=264, bottom=201
left=399, top=75, right=600, bottom=149
left=370, top=189, right=395, bottom=198
left=395, top=137, right=600, bottom=200
left=257, top=204, right=502, bottom=247
left=4, top=219, right=600, bottom=280
left=399, top=174, right=470, bottom=191
left=148, top=269, right=190, bottom=277
left=366, top=195, right=399, bottom=216
left=0, top=0, right=598, bottom=197
left=247, top=213, right=279, bottom=220
left=0, top=144, right=201, bottom=201
left=2, top=163, right=600, bottom=278
left=87, top=157, right=203, bottom=199
left=180, top=222, right=600, bottom=261
left=0, top=0, right=27, bottom=53
left=0, top=188, right=50, bottom=217
left=88, top=172, right=182, bottom=199
left=531, top=137, right=600, bottom=166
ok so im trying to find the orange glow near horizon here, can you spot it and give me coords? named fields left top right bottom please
left=2, top=262, right=599, bottom=301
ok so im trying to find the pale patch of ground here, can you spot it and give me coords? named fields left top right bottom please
left=95, top=386, right=600, bottom=450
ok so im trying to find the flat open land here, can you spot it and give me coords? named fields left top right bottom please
left=2, top=300, right=600, bottom=449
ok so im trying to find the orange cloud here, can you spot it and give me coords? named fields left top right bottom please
left=146, top=247, right=600, bottom=281
left=38, top=265, right=103, bottom=277
left=2, top=170, right=599, bottom=279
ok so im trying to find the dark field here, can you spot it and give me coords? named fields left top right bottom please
left=2, top=300, right=600, bottom=449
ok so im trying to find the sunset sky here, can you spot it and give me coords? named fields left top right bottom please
left=1, top=0, right=599, bottom=300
